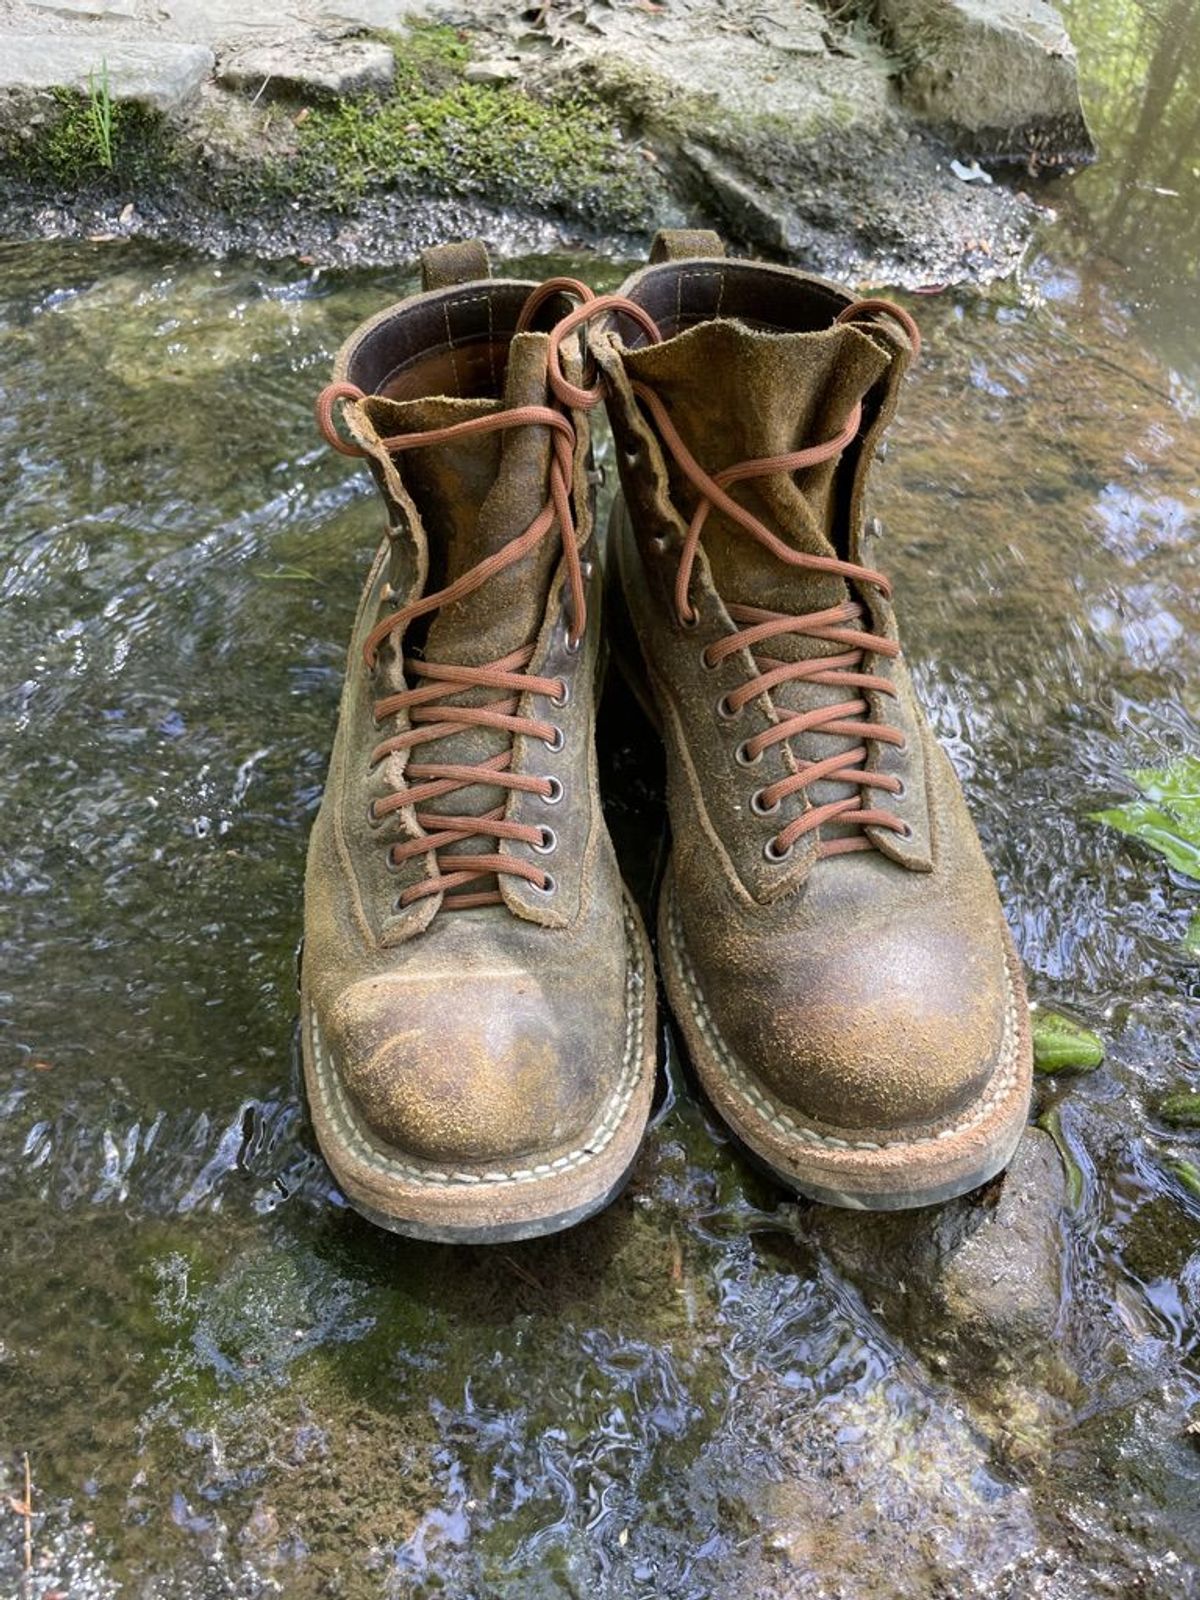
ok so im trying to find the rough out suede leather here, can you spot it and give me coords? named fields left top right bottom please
left=594, top=238, right=1031, bottom=1207
left=301, top=251, right=655, bottom=1240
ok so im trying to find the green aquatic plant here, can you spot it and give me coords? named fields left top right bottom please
left=1036, top=1105, right=1084, bottom=1209
left=1031, top=1009, right=1105, bottom=1074
left=1166, top=1157, right=1200, bottom=1202
left=1090, top=755, right=1200, bottom=954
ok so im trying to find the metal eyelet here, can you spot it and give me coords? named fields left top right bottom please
left=716, top=693, right=739, bottom=720
left=700, top=648, right=719, bottom=672
left=565, top=635, right=583, bottom=656
left=679, top=610, right=700, bottom=631
left=764, top=836, right=793, bottom=863
left=896, top=735, right=909, bottom=754
left=893, top=778, right=907, bottom=800
left=750, top=789, right=780, bottom=817
left=735, top=741, right=762, bottom=767
left=551, top=680, right=570, bottom=708
left=366, top=800, right=383, bottom=827
left=542, top=776, right=564, bottom=805
left=897, top=821, right=914, bottom=840
left=532, top=873, right=557, bottom=896
left=544, top=725, right=565, bottom=753
left=533, top=826, right=557, bottom=855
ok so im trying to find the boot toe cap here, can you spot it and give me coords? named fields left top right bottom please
left=323, top=973, right=609, bottom=1167
left=703, top=926, right=1014, bottom=1135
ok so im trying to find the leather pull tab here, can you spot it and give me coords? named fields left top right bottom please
left=649, top=229, right=725, bottom=263
left=419, top=239, right=492, bottom=291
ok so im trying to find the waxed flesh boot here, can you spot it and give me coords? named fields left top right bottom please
left=302, top=241, right=656, bottom=1242
left=593, top=230, right=1032, bottom=1210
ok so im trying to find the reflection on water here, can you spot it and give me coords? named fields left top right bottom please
left=2, top=5, right=1200, bottom=1594
left=1060, top=0, right=1200, bottom=382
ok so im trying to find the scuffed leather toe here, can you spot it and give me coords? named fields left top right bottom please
left=684, top=897, right=1012, bottom=1135
left=323, top=971, right=610, bottom=1165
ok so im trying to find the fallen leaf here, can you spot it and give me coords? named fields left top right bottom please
left=1159, top=1091, right=1200, bottom=1128
left=1031, top=1009, right=1104, bottom=1074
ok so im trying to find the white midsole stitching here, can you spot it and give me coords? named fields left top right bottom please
left=665, top=885, right=1022, bottom=1154
left=306, top=902, right=648, bottom=1188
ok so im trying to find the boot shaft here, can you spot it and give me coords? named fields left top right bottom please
left=313, top=249, right=604, bottom=930
left=594, top=238, right=917, bottom=620
left=594, top=234, right=926, bottom=875
left=328, top=269, right=595, bottom=668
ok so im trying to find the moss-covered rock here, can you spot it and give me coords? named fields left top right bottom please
left=4, top=87, right=179, bottom=190
left=279, top=24, right=653, bottom=228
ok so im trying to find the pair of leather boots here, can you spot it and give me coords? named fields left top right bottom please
left=302, top=232, right=1032, bottom=1242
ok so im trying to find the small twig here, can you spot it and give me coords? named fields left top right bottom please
left=23, top=1454, right=31, bottom=1588
left=501, top=1253, right=545, bottom=1293
left=10, top=1452, right=33, bottom=1597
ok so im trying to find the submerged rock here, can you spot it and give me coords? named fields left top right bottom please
left=803, top=1128, right=1068, bottom=1373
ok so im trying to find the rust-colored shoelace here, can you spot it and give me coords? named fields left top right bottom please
left=315, top=279, right=657, bottom=910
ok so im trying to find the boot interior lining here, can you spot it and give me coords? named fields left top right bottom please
left=343, top=282, right=577, bottom=403
left=612, top=262, right=850, bottom=347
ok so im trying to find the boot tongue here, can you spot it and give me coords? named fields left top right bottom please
left=361, top=331, right=560, bottom=667
left=623, top=319, right=891, bottom=624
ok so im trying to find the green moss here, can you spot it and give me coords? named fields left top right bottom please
left=11, top=88, right=177, bottom=188
left=384, top=21, right=472, bottom=82
left=282, top=21, right=649, bottom=226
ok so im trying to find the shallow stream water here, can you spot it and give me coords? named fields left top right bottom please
left=3, top=4, right=1200, bottom=1595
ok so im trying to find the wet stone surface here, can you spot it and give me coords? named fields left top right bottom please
left=0, top=0, right=1088, bottom=279
left=0, top=204, right=1198, bottom=1591
left=802, top=1127, right=1068, bottom=1374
